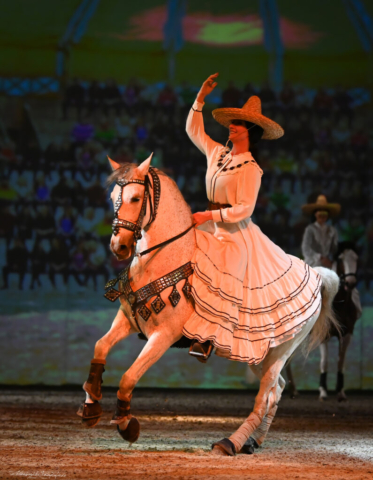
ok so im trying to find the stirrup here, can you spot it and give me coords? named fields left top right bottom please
left=188, top=340, right=213, bottom=363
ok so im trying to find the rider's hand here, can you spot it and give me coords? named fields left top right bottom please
left=196, top=73, right=219, bottom=103
left=193, top=211, right=213, bottom=227
left=321, top=256, right=333, bottom=269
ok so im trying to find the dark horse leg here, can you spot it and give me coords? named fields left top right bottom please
left=285, top=362, right=299, bottom=398
left=336, top=333, right=352, bottom=402
left=319, top=341, right=328, bottom=400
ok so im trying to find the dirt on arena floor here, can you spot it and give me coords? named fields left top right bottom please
left=0, top=388, right=372, bottom=480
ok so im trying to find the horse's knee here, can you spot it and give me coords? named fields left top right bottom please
left=94, top=337, right=109, bottom=357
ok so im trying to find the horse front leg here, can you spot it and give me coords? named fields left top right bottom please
left=242, top=374, right=286, bottom=453
left=77, top=306, right=135, bottom=427
left=336, top=333, right=352, bottom=402
left=319, top=340, right=329, bottom=400
left=111, top=329, right=179, bottom=444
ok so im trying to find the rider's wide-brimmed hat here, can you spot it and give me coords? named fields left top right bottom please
left=302, top=194, right=341, bottom=217
left=212, top=96, right=284, bottom=140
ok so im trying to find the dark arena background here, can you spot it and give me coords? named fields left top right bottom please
left=0, top=1, right=372, bottom=479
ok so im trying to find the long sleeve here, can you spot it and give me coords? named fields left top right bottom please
left=186, top=100, right=222, bottom=162
left=301, top=226, right=321, bottom=266
left=211, top=163, right=262, bottom=223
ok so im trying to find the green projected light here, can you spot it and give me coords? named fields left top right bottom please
left=197, top=21, right=262, bottom=45
left=113, top=6, right=322, bottom=49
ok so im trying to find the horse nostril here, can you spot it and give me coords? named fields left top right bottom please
left=119, top=245, right=126, bottom=251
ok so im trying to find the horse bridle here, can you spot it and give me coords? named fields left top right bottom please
left=337, top=258, right=357, bottom=284
left=112, top=167, right=161, bottom=241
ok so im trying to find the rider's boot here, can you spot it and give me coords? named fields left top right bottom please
left=189, top=340, right=213, bottom=363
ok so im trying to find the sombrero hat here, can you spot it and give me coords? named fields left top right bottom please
left=212, top=96, right=284, bottom=140
left=302, top=195, right=341, bottom=217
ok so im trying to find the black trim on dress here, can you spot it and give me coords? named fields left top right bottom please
left=240, top=264, right=311, bottom=314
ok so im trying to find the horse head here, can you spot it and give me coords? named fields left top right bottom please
left=107, top=155, right=153, bottom=260
left=337, top=242, right=359, bottom=290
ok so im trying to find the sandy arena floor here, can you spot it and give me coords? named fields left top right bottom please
left=0, top=388, right=372, bottom=480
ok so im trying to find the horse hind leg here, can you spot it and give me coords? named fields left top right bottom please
left=336, top=333, right=352, bottom=402
left=212, top=308, right=320, bottom=456
left=241, top=374, right=286, bottom=454
left=212, top=350, right=288, bottom=457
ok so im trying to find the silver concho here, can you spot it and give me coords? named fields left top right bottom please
left=128, top=293, right=136, bottom=305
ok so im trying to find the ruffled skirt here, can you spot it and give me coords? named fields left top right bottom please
left=183, top=219, right=322, bottom=364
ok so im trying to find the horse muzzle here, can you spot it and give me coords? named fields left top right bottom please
left=110, top=238, right=134, bottom=260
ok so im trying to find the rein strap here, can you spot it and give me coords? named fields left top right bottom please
left=136, top=224, right=194, bottom=258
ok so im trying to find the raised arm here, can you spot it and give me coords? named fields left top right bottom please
left=186, top=73, right=221, bottom=159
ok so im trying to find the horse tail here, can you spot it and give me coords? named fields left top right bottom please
left=306, top=267, right=340, bottom=354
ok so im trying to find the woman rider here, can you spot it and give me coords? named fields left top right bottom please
left=183, top=73, right=322, bottom=364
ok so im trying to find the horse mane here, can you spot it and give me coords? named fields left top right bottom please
left=106, top=162, right=167, bottom=188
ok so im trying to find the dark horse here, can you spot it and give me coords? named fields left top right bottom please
left=285, top=242, right=361, bottom=401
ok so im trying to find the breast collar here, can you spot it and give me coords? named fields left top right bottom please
left=112, top=167, right=161, bottom=242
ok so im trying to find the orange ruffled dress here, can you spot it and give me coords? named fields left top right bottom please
left=182, top=100, right=322, bottom=364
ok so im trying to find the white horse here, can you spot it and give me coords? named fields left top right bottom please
left=78, top=155, right=340, bottom=456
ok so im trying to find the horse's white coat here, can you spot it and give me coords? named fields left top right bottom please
left=87, top=158, right=340, bottom=451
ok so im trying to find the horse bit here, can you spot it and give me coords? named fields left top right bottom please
left=104, top=167, right=194, bottom=336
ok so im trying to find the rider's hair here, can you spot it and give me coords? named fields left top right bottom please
left=245, top=122, right=264, bottom=145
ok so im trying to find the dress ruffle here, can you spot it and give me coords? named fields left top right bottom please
left=183, top=223, right=322, bottom=364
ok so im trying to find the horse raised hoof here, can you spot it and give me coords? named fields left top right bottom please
left=116, top=417, right=140, bottom=444
left=211, top=438, right=236, bottom=456
left=240, top=437, right=259, bottom=455
left=76, top=401, right=103, bottom=428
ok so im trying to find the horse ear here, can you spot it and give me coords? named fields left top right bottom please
left=108, top=156, right=121, bottom=171
left=136, top=153, right=153, bottom=177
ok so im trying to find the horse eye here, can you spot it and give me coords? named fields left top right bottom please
left=131, top=197, right=140, bottom=203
